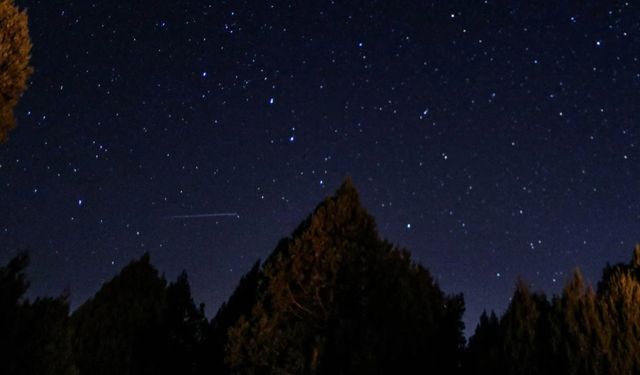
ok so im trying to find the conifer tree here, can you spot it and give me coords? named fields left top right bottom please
left=207, top=260, right=261, bottom=374
left=552, top=269, right=606, bottom=375
left=71, top=254, right=168, bottom=375
left=224, top=179, right=465, bottom=374
left=597, top=250, right=640, bottom=373
left=465, top=245, right=640, bottom=375
left=466, top=311, right=503, bottom=375
left=0, top=0, right=32, bottom=142
left=499, top=280, right=553, bottom=375
left=14, top=296, right=76, bottom=375
left=71, top=254, right=210, bottom=375
left=162, top=271, right=209, bottom=375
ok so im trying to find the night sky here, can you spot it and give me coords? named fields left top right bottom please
left=1, top=1, right=639, bottom=334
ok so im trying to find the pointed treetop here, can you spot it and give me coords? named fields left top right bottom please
left=514, top=277, right=531, bottom=295
left=336, top=176, right=358, bottom=198
left=306, top=176, right=377, bottom=243
left=140, top=252, right=151, bottom=264
left=322, top=176, right=362, bottom=216
left=564, top=268, right=585, bottom=294
left=631, top=244, right=640, bottom=268
left=225, top=177, right=466, bottom=374
left=283, top=176, right=376, bottom=246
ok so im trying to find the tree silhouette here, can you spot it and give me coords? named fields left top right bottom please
left=71, top=253, right=209, bottom=375
left=5, top=191, right=640, bottom=374
left=162, top=271, right=208, bottom=375
left=224, top=178, right=465, bottom=374
left=0, top=251, right=29, bottom=321
left=465, top=245, right=640, bottom=375
left=466, top=310, right=503, bottom=375
left=0, top=0, right=32, bottom=142
left=0, top=252, right=75, bottom=375
left=207, top=260, right=261, bottom=374
left=71, top=254, right=168, bottom=375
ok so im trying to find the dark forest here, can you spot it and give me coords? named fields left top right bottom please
left=2, top=180, right=640, bottom=374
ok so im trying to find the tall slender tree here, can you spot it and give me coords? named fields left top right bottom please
left=466, top=310, right=503, bottom=375
left=162, top=271, right=208, bottom=375
left=207, top=260, right=261, bottom=374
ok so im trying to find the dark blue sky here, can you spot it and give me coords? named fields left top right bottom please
left=1, top=1, right=639, bottom=334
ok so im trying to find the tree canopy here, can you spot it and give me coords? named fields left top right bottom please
left=466, top=245, right=640, bottom=375
left=71, top=254, right=209, bottom=375
left=0, top=0, right=32, bottom=142
left=223, top=178, right=465, bottom=374
left=1, top=182, right=640, bottom=374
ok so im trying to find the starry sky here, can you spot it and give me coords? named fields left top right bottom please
left=1, top=1, right=639, bottom=334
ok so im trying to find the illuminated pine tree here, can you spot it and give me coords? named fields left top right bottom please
left=224, top=179, right=465, bottom=374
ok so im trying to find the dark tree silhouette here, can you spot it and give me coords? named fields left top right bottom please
left=71, top=254, right=168, bottom=375
left=4, top=189, right=640, bottom=375
left=0, top=251, right=29, bottom=322
left=0, top=0, right=32, bottom=142
left=71, top=253, right=209, bottom=375
left=224, top=178, right=466, bottom=374
left=466, top=310, right=503, bottom=375
left=162, top=271, right=209, bottom=375
left=0, top=253, right=75, bottom=375
left=207, top=260, right=261, bottom=374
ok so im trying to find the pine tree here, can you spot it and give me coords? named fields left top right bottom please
left=552, top=269, right=606, bottom=375
left=464, top=245, right=640, bottom=375
left=71, top=253, right=168, bottom=375
left=71, top=254, right=210, bottom=375
left=466, top=310, right=504, bottom=375
left=207, top=260, right=261, bottom=374
left=224, top=178, right=465, bottom=374
left=0, top=0, right=32, bottom=142
left=487, top=280, right=557, bottom=375
left=14, top=296, right=76, bottom=375
left=596, top=248, right=640, bottom=373
left=162, top=271, right=208, bottom=375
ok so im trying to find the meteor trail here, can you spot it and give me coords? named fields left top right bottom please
left=165, top=213, right=239, bottom=219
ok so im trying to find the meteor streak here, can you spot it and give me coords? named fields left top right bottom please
left=166, top=213, right=239, bottom=219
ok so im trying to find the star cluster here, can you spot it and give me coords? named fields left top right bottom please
left=1, top=1, right=639, bottom=333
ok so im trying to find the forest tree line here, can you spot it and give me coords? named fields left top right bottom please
left=1, top=180, right=640, bottom=374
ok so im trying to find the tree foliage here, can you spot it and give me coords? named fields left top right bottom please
left=3, top=184, right=640, bottom=374
left=223, top=179, right=465, bottom=374
left=162, top=271, right=209, bottom=375
left=71, top=253, right=209, bottom=375
left=71, top=254, right=167, bottom=375
left=0, top=0, right=32, bottom=142
left=465, top=245, right=640, bottom=375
